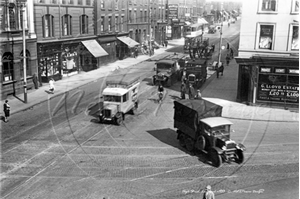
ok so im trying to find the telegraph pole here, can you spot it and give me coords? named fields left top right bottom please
left=148, top=0, right=152, bottom=56
left=217, top=2, right=223, bottom=65
left=22, top=3, right=27, bottom=103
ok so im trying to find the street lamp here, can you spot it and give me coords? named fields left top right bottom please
left=217, top=3, right=223, bottom=66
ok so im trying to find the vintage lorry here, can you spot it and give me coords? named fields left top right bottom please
left=174, top=99, right=246, bottom=167
left=153, top=54, right=185, bottom=87
left=99, top=74, right=140, bottom=125
left=180, top=59, right=207, bottom=89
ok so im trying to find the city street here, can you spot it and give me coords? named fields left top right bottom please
left=1, top=19, right=298, bottom=199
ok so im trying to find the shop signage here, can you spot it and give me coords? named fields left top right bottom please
left=289, top=69, right=299, bottom=74
left=168, top=4, right=178, bottom=19
left=257, top=74, right=299, bottom=103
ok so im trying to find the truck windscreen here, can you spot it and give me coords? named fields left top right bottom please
left=104, top=95, right=121, bottom=102
left=157, top=64, right=172, bottom=69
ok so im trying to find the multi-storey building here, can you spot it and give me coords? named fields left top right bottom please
left=1, top=0, right=37, bottom=99
left=34, top=0, right=107, bottom=84
left=236, top=0, right=299, bottom=107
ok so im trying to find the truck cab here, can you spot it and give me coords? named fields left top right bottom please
left=174, top=99, right=246, bottom=167
left=153, top=59, right=180, bottom=87
left=182, top=59, right=207, bottom=88
left=100, top=75, right=140, bottom=125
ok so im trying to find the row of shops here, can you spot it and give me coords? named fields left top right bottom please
left=1, top=32, right=142, bottom=99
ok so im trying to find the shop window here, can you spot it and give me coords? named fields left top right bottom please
left=115, top=16, right=119, bottom=32
left=43, top=14, right=54, bottom=38
left=62, top=14, right=72, bottom=36
left=291, top=0, right=299, bottom=13
left=2, top=53, right=14, bottom=82
left=61, top=46, right=77, bottom=74
left=258, top=24, right=274, bottom=50
left=20, top=50, right=31, bottom=77
left=259, top=0, right=277, bottom=12
left=80, top=15, right=88, bottom=34
left=101, top=16, right=104, bottom=31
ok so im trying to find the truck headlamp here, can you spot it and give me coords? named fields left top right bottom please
left=222, top=146, right=227, bottom=150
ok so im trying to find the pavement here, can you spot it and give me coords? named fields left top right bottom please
left=1, top=38, right=298, bottom=123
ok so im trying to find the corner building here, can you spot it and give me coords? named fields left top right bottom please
left=236, top=0, right=299, bottom=107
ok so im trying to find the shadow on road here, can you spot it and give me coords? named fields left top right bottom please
left=147, top=128, right=212, bottom=166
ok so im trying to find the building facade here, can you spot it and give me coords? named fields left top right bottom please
left=236, top=0, right=299, bottom=107
left=1, top=0, right=37, bottom=100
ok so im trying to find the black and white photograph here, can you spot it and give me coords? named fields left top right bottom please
left=0, top=0, right=298, bottom=198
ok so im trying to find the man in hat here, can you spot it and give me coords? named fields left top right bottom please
left=203, top=185, right=215, bottom=199
left=3, top=100, right=10, bottom=123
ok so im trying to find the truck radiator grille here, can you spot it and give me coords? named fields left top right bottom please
left=103, top=109, right=111, bottom=118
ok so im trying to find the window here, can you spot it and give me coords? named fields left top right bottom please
left=258, top=24, right=274, bottom=50
left=69, top=0, right=74, bottom=4
left=43, top=14, right=54, bottom=38
left=62, top=0, right=66, bottom=4
left=62, top=14, right=72, bottom=36
left=100, top=0, right=104, bottom=9
left=115, top=0, right=119, bottom=10
left=2, top=53, right=14, bottom=82
left=115, top=16, right=119, bottom=31
left=80, top=15, right=88, bottom=34
left=121, top=16, right=124, bottom=31
left=140, top=10, right=143, bottom=22
left=134, top=11, right=136, bottom=23
left=144, top=11, right=147, bottom=22
left=86, top=0, right=91, bottom=5
left=101, top=16, right=104, bottom=31
left=52, top=0, right=57, bottom=3
left=20, top=50, right=31, bottom=77
left=129, top=10, right=132, bottom=23
left=291, top=25, right=299, bottom=50
left=108, top=16, right=111, bottom=31
left=77, top=0, right=82, bottom=5
left=9, top=4, right=16, bottom=30
left=260, top=0, right=277, bottom=12
left=122, top=93, right=128, bottom=102
left=291, top=0, right=299, bottom=13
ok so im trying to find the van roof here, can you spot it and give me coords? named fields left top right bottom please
left=156, top=60, right=176, bottom=65
left=106, top=73, right=140, bottom=87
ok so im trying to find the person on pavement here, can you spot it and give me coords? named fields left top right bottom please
left=3, top=100, right=10, bottom=123
left=49, top=78, right=55, bottom=94
left=195, top=90, right=202, bottom=99
left=226, top=54, right=231, bottom=66
left=203, top=185, right=215, bottom=199
left=158, top=84, right=164, bottom=102
left=180, top=83, right=186, bottom=99
left=188, top=83, right=195, bottom=99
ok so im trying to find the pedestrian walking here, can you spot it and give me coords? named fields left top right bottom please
left=49, top=78, right=55, bottom=94
left=180, top=83, right=186, bottom=99
left=228, top=22, right=230, bottom=27
left=230, top=48, right=234, bottom=59
left=226, top=54, right=231, bottom=66
left=188, top=84, right=195, bottom=99
left=135, top=47, right=138, bottom=58
left=164, top=40, right=168, bottom=48
left=211, top=44, right=215, bottom=52
left=226, top=42, right=230, bottom=50
left=203, top=185, right=215, bottom=199
left=3, top=100, right=10, bottom=123
left=195, top=89, right=202, bottom=99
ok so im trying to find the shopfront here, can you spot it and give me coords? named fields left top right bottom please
left=236, top=56, right=299, bottom=107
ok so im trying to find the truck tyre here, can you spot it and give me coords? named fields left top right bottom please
left=235, top=149, right=244, bottom=164
left=185, top=137, right=194, bottom=152
left=178, top=134, right=186, bottom=147
left=115, top=113, right=123, bottom=125
left=196, top=135, right=206, bottom=151
left=209, top=148, right=222, bottom=167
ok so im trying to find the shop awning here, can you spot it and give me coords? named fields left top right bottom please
left=81, top=40, right=108, bottom=58
left=117, top=36, right=140, bottom=48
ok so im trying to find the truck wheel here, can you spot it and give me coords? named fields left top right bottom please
left=209, top=149, right=222, bottom=167
left=185, top=137, right=194, bottom=152
left=235, top=149, right=244, bottom=164
left=115, top=113, right=123, bottom=125
left=196, top=135, right=206, bottom=151
left=178, top=134, right=186, bottom=147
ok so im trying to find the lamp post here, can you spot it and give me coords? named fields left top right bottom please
left=20, top=1, right=27, bottom=103
left=217, top=3, right=223, bottom=66
left=148, top=0, right=152, bottom=57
